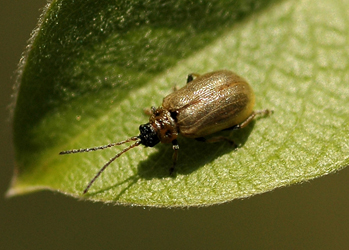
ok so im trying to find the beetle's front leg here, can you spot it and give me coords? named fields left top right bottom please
left=143, top=106, right=157, bottom=116
left=170, top=139, right=179, bottom=175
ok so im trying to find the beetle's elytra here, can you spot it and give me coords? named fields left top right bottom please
left=60, top=70, right=272, bottom=193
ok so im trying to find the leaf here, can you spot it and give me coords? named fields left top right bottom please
left=8, top=0, right=349, bottom=207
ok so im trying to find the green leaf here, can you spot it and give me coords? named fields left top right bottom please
left=8, top=0, right=349, bottom=207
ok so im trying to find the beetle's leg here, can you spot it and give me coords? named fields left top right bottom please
left=230, top=109, right=273, bottom=130
left=194, top=137, right=206, bottom=142
left=172, top=85, right=180, bottom=92
left=195, top=109, right=273, bottom=147
left=186, top=73, right=200, bottom=83
left=195, top=136, right=237, bottom=148
left=143, top=106, right=156, bottom=116
left=170, top=139, right=179, bottom=174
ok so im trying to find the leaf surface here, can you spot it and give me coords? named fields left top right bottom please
left=8, top=0, right=349, bottom=207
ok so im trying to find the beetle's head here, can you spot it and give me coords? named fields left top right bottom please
left=138, top=123, right=160, bottom=147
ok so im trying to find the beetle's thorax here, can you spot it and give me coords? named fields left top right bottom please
left=149, top=107, right=178, bottom=144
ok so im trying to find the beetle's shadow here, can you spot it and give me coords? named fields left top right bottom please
left=83, top=122, right=256, bottom=197
left=83, top=174, right=139, bottom=201
left=137, top=122, right=255, bottom=180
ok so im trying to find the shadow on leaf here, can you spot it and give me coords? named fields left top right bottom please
left=137, top=122, right=255, bottom=179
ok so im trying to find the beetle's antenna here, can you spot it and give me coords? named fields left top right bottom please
left=83, top=140, right=141, bottom=194
left=59, top=136, right=139, bottom=155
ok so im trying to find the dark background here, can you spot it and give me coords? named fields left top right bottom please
left=1, top=1, right=348, bottom=249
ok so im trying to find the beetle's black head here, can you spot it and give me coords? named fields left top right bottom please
left=138, top=123, right=160, bottom=147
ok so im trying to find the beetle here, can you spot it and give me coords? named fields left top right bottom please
left=60, top=70, right=272, bottom=193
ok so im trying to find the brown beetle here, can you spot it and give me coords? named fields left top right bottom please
left=60, top=70, right=271, bottom=193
